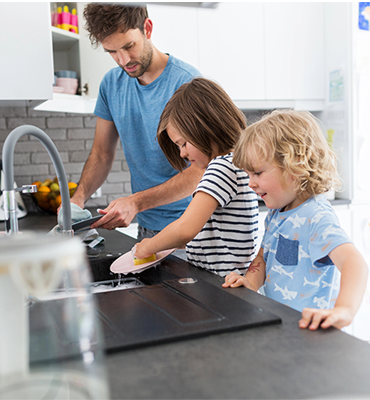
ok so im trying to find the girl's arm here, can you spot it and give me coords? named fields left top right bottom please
left=133, top=191, right=219, bottom=258
left=222, top=247, right=266, bottom=291
left=299, top=242, right=368, bottom=330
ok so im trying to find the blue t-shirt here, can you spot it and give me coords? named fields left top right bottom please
left=94, top=55, right=201, bottom=230
left=261, top=194, right=351, bottom=312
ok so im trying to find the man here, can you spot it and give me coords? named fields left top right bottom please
left=71, top=4, right=203, bottom=240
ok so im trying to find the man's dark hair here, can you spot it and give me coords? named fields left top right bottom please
left=83, top=3, right=149, bottom=47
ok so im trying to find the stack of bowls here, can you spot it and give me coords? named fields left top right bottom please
left=55, top=70, right=78, bottom=95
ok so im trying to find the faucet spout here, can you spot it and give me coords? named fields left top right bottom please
left=2, top=125, right=72, bottom=236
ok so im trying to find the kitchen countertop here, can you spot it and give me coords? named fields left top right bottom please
left=2, top=209, right=370, bottom=399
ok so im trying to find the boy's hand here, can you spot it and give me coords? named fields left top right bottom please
left=299, top=306, right=354, bottom=330
left=222, top=272, right=249, bottom=288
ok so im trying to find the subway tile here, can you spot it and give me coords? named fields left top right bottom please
left=84, top=116, right=97, bottom=128
left=47, top=117, right=83, bottom=129
left=0, top=106, right=27, bottom=118
left=67, top=128, right=95, bottom=139
left=13, top=153, right=31, bottom=165
left=52, top=140, right=85, bottom=151
left=69, top=151, right=91, bottom=162
left=106, top=171, right=131, bottom=183
left=7, top=117, right=46, bottom=130
left=14, top=164, right=48, bottom=176
left=102, top=182, right=124, bottom=194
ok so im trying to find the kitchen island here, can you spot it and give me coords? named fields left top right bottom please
left=1, top=210, right=370, bottom=399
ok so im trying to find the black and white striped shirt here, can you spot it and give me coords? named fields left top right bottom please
left=186, top=153, right=259, bottom=277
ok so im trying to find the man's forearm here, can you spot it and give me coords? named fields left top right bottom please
left=131, top=164, right=204, bottom=214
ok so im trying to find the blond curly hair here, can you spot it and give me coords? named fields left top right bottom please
left=233, top=109, right=341, bottom=196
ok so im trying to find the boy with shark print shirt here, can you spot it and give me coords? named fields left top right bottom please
left=223, top=110, right=368, bottom=331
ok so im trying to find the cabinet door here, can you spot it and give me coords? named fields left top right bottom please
left=265, top=2, right=325, bottom=100
left=147, top=4, right=199, bottom=70
left=198, top=2, right=265, bottom=100
left=0, top=2, right=53, bottom=100
left=77, top=3, right=116, bottom=100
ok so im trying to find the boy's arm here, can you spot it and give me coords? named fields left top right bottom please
left=133, top=191, right=219, bottom=258
left=222, top=247, right=266, bottom=291
left=299, top=242, right=368, bottom=330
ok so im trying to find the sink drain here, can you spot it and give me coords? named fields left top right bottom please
left=178, top=278, right=197, bottom=284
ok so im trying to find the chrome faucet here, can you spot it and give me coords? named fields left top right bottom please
left=2, top=125, right=72, bottom=236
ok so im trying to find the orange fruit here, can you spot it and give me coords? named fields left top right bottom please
left=32, top=180, right=42, bottom=189
left=55, top=194, right=62, bottom=208
left=36, top=185, right=51, bottom=202
left=68, top=182, right=77, bottom=197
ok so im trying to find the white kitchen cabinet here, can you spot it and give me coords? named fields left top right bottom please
left=77, top=2, right=116, bottom=102
left=265, top=2, right=325, bottom=102
left=147, top=4, right=199, bottom=71
left=0, top=2, right=53, bottom=103
left=198, top=2, right=266, bottom=101
left=197, top=2, right=325, bottom=110
left=35, top=2, right=116, bottom=113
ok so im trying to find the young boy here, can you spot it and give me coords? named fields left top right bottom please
left=223, top=109, right=368, bottom=331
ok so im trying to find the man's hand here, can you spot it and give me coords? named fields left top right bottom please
left=91, top=195, right=139, bottom=230
left=298, top=306, right=354, bottom=330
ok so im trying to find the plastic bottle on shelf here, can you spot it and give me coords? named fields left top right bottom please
left=57, top=6, right=62, bottom=29
left=70, top=8, right=78, bottom=34
left=60, top=5, right=71, bottom=31
left=50, top=3, right=58, bottom=27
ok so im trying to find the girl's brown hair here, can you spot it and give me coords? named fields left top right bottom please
left=83, top=4, right=148, bottom=47
left=233, top=109, right=341, bottom=196
left=157, top=78, right=247, bottom=171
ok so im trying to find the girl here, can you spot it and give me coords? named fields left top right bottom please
left=223, top=109, right=368, bottom=331
left=133, top=78, right=259, bottom=277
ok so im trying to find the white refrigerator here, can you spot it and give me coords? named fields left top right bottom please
left=319, top=2, right=370, bottom=341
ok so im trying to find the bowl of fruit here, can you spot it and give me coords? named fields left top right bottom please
left=31, top=177, right=77, bottom=214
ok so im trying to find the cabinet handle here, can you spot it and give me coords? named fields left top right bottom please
left=79, top=83, right=89, bottom=96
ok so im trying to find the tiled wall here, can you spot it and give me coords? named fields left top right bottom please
left=0, top=104, right=265, bottom=213
left=0, top=104, right=131, bottom=211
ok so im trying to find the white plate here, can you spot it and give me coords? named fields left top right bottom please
left=110, top=248, right=176, bottom=275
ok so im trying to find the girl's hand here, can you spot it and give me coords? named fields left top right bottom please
left=222, top=272, right=249, bottom=288
left=132, top=239, right=153, bottom=260
left=298, top=306, right=354, bottom=331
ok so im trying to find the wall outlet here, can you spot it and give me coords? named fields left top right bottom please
left=91, top=187, right=102, bottom=198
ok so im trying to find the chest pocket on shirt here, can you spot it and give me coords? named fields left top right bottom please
left=276, top=234, right=299, bottom=266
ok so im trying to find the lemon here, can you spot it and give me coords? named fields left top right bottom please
left=68, top=182, right=77, bottom=197
left=49, top=182, right=60, bottom=192
left=42, top=179, right=53, bottom=187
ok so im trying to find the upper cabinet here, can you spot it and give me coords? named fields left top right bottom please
left=198, top=2, right=325, bottom=110
left=147, top=4, right=199, bottom=72
left=35, top=2, right=115, bottom=113
left=198, top=3, right=266, bottom=101
left=0, top=2, right=53, bottom=103
left=1, top=2, right=326, bottom=112
left=264, top=3, right=325, bottom=102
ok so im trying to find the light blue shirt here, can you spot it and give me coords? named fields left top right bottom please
left=94, top=55, right=201, bottom=230
left=261, top=195, right=351, bottom=312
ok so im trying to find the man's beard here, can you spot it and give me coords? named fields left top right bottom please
left=120, top=40, right=153, bottom=78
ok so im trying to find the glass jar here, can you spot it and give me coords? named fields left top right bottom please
left=0, top=233, right=109, bottom=399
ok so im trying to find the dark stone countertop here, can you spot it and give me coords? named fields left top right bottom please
left=2, top=209, right=370, bottom=400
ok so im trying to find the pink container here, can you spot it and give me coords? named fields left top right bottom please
left=55, top=77, right=78, bottom=95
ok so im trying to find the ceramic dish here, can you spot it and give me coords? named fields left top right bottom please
left=110, top=248, right=176, bottom=275
left=52, top=86, right=64, bottom=93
